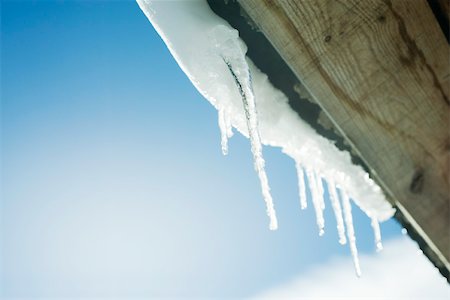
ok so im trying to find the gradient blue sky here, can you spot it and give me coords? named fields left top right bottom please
left=1, top=0, right=443, bottom=298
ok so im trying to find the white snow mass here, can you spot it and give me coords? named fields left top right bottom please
left=137, top=0, right=395, bottom=275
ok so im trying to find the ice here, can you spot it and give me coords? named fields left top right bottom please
left=137, top=0, right=395, bottom=275
left=315, top=172, right=325, bottom=210
left=295, top=162, right=307, bottom=210
left=371, top=217, right=383, bottom=252
left=222, top=56, right=278, bottom=230
left=218, top=107, right=234, bottom=156
left=218, top=108, right=229, bottom=155
left=218, top=104, right=234, bottom=156
left=340, top=189, right=362, bottom=277
left=136, top=0, right=394, bottom=221
left=327, top=179, right=346, bottom=245
left=306, top=168, right=325, bottom=236
left=224, top=109, right=233, bottom=140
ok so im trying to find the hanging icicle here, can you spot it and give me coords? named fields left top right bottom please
left=327, top=179, right=347, bottom=245
left=340, top=188, right=362, bottom=277
left=371, top=217, right=383, bottom=252
left=224, top=109, right=233, bottom=140
left=218, top=108, right=229, bottom=155
left=222, top=57, right=278, bottom=231
left=306, top=168, right=325, bottom=236
left=315, top=172, right=325, bottom=210
left=295, top=162, right=308, bottom=210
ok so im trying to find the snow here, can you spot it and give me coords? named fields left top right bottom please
left=137, top=0, right=395, bottom=274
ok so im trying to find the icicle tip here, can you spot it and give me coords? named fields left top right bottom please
left=339, top=237, right=347, bottom=245
left=269, top=221, right=278, bottom=231
left=376, top=242, right=383, bottom=252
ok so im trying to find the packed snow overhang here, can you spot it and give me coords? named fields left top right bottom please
left=138, top=0, right=399, bottom=277
left=207, top=0, right=450, bottom=280
left=137, top=0, right=449, bottom=280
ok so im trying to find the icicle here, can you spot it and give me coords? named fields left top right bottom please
left=340, top=189, right=361, bottom=277
left=306, top=168, right=325, bottom=236
left=224, top=109, right=233, bottom=139
left=218, top=108, right=229, bottom=155
left=315, top=172, right=325, bottom=210
left=223, top=58, right=278, bottom=230
left=138, top=4, right=395, bottom=272
left=295, top=162, right=307, bottom=210
left=327, top=179, right=346, bottom=245
left=371, top=217, right=383, bottom=252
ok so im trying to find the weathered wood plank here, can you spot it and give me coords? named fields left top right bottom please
left=239, top=0, right=449, bottom=267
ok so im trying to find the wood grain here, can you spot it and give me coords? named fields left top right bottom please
left=239, top=0, right=450, bottom=267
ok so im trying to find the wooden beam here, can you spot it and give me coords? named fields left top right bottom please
left=239, top=0, right=450, bottom=268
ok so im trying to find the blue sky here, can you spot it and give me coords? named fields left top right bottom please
left=1, top=1, right=447, bottom=298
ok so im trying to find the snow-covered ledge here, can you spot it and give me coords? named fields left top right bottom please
left=137, top=0, right=394, bottom=276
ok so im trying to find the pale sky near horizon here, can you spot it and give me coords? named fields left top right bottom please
left=1, top=0, right=448, bottom=298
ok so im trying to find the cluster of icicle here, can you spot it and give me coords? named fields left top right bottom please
left=216, top=41, right=382, bottom=277
left=217, top=42, right=277, bottom=231
left=137, top=0, right=393, bottom=277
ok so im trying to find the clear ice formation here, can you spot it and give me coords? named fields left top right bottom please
left=315, top=172, right=326, bottom=210
left=306, top=168, right=325, bottom=236
left=371, top=217, right=383, bottom=252
left=295, top=163, right=307, bottom=210
left=341, top=189, right=362, bottom=277
left=218, top=108, right=233, bottom=155
left=327, top=179, right=347, bottom=245
left=222, top=56, right=278, bottom=230
left=137, top=0, right=394, bottom=276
